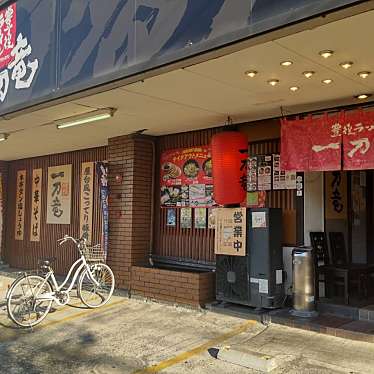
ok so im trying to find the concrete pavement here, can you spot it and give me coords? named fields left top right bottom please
left=1, top=271, right=374, bottom=373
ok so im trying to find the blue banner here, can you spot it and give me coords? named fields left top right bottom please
left=96, top=161, right=109, bottom=257
left=0, top=0, right=363, bottom=116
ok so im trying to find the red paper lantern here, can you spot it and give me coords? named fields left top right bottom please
left=211, top=131, right=248, bottom=205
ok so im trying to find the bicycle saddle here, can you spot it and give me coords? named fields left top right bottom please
left=38, top=257, right=57, bottom=266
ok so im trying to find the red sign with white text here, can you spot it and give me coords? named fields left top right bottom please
left=160, top=146, right=212, bottom=186
left=342, top=111, right=374, bottom=170
left=0, top=4, right=16, bottom=68
left=281, top=110, right=374, bottom=171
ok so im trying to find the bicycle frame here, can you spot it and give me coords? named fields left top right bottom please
left=34, top=254, right=100, bottom=305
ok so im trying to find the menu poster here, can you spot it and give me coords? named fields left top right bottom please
left=247, top=156, right=258, bottom=192
left=161, top=186, right=182, bottom=207
left=180, top=207, right=192, bottom=229
left=166, top=208, right=176, bottom=226
left=272, top=154, right=286, bottom=190
left=257, top=155, right=272, bottom=191
left=160, top=146, right=212, bottom=186
left=286, top=171, right=297, bottom=189
left=195, top=208, right=207, bottom=229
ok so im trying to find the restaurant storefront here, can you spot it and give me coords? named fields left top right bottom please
left=0, top=0, right=373, bottom=312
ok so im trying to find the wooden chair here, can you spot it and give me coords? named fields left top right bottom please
left=328, top=232, right=368, bottom=304
left=310, top=232, right=368, bottom=304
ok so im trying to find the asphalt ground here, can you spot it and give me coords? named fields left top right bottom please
left=1, top=273, right=374, bottom=374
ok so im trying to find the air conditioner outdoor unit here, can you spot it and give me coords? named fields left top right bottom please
left=216, top=208, right=284, bottom=309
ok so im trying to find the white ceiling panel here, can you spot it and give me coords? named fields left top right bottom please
left=1, top=9, right=374, bottom=160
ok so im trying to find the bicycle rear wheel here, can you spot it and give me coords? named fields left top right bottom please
left=7, top=275, right=53, bottom=327
left=78, top=263, right=115, bottom=308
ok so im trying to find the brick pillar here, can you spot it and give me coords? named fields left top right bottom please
left=0, top=161, right=8, bottom=263
left=107, top=135, right=154, bottom=289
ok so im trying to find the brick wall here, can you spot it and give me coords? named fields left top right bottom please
left=131, top=266, right=216, bottom=307
left=107, top=134, right=154, bottom=289
left=0, top=161, right=8, bottom=262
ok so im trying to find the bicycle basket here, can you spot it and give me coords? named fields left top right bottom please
left=83, top=244, right=106, bottom=262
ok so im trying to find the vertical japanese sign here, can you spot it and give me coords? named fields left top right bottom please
left=0, top=4, right=16, bottom=69
left=257, top=155, right=272, bottom=191
left=247, top=156, right=258, bottom=192
left=325, top=171, right=348, bottom=220
left=15, top=170, right=26, bottom=240
left=214, top=207, right=246, bottom=256
left=80, top=162, right=94, bottom=244
left=272, top=154, right=286, bottom=190
left=0, top=3, right=40, bottom=104
left=47, top=164, right=72, bottom=224
left=97, top=162, right=109, bottom=255
left=30, top=168, right=42, bottom=241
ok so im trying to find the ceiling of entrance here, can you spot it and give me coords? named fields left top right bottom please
left=1, top=8, right=374, bottom=160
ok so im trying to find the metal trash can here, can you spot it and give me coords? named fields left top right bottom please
left=290, top=247, right=318, bottom=317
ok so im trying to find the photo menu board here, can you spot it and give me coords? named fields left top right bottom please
left=160, top=146, right=214, bottom=208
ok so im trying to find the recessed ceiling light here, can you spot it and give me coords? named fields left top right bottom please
left=290, top=86, right=299, bottom=92
left=339, top=61, right=353, bottom=69
left=322, top=79, right=333, bottom=85
left=303, top=71, right=315, bottom=78
left=245, top=70, right=258, bottom=78
left=280, top=61, right=293, bottom=67
left=267, top=79, right=279, bottom=86
left=355, top=93, right=372, bottom=100
left=358, top=71, right=371, bottom=79
left=319, top=50, right=334, bottom=59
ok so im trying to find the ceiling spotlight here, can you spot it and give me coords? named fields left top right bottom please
left=267, top=79, right=279, bottom=86
left=340, top=61, right=353, bottom=69
left=322, top=79, right=333, bottom=85
left=55, top=108, right=116, bottom=129
left=245, top=70, right=258, bottom=78
left=280, top=61, right=293, bottom=67
left=290, top=86, right=299, bottom=92
left=303, top=71, right=315, bottom=79
left=358, top=71, right=371, bottom=79
left=319, top=50, right=334, bottom=58
left=0, top=133, right=8, bottom=142
left=355, top=94, right=372, bottom=100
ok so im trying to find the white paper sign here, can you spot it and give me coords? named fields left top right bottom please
left=251, top=211, right=267, bottom=228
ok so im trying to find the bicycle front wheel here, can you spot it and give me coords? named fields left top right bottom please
left=78, top=263, right=115, bottom=308
left=7, top=275, right=53, bottom=327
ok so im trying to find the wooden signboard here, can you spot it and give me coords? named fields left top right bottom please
left=15, top=170, right=26, bottom=240
left=79, top=162, right=94, bottom=244
left=47, top=164, right=72, bottom=224
left=30, top=168, right=42, bottom=241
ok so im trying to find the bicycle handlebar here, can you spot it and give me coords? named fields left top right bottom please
left=57, top=235, right=86, bottom=246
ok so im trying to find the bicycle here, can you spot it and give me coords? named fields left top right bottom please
left=6, top=235, right=115, bottom=328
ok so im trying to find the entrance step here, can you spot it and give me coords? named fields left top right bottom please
left=359, top=305, right=374, bottom=322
